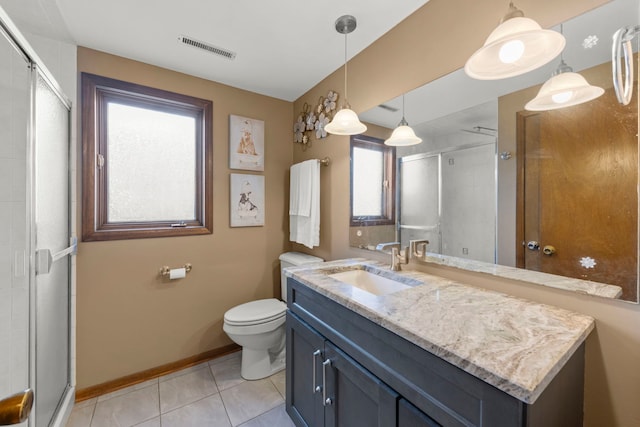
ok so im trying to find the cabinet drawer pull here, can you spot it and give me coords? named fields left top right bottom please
left=312, top=350, right=322, bottom=393
left=322, top=359, right=332, bottom=406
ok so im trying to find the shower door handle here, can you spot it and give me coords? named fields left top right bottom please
left=36, top=236, right=77, bottom=275
left=0, top=389, right=34, bottom=425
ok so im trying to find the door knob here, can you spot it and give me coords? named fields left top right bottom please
left=526, top=241, right=540, bottom=251
left=0, top=389, right=34, bottom=425
left=543, top=245, right=556, bottom=256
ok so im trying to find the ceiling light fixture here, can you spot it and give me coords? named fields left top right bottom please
left=325, top=15, right=367, bottom=136
left=525, top=25, right=603, bottom=111
left=524, top=58, right=604, bottom=111
left=464, top=2, right=565, bottom=80
left=384, top=95, right=422, bottom=146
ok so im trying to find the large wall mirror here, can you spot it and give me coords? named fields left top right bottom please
left=356, top=0, right=640, bottom=303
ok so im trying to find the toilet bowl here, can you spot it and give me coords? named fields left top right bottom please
left=223, top=252, right=323, bottom=380
left=223, top=298, right=287, bottom=380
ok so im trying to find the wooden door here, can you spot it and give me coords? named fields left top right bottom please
left=516, top=87, right=638, bottom=301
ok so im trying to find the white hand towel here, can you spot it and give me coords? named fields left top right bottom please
left=289, top=163, right=301, bottom=215
left=288, top=161, right=312, bottom=216
left=289, top=159, right=320, bottom=248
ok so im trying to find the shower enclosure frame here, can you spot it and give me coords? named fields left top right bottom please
left=0, top=7, right=75, bottom=427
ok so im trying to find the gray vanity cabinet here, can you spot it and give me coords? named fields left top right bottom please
left=286, top=277, right=585, bottom=427
left=324, top=342, right=399, bottom=427
left=398, top=399, right=441, bottom=427
left=286, top=312, right=325, bottom=426
left=286, top=312, right=401, bottom=427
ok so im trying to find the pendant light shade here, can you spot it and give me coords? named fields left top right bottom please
left=325, top=108, right=367, bottom=135
left=465, top=2, right=565, bottom=80
left=325, top=15, right=367, bottom=136
left=385, top=121, right=422, bottom=146
left=525, top=60, right=604, bottom=111
left=385, top=95, right=422, bottom=146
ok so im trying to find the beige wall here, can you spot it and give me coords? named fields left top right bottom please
left=76, top=47, right=293, bottom=388
left=292, top=0, right=640, bottom=426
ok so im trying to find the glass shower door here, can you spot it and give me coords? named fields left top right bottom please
left=33, top=69, right=72, bottom=427
left=0, top=23, right=32, bottom=427
left=399, top=153, right=441, bottom=251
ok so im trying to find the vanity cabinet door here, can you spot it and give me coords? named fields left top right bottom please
left=323, top=342, right=398, bottom=427
left=286, top=312, right=326, bottom=427
left=398, top=398, right=442, bottom=427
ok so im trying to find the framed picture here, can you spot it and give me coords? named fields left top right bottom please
left=230, top=173, right=265, bottom=227
left=229, top=114, right=264, bottom=171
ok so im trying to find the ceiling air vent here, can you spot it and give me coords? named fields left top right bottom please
left=178, top=35, right=236, bottom=60
left=378, top=104, right=399, bottom=113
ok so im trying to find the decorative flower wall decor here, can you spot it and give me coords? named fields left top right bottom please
left=305, top=110, right=316, bottom=132
left=293, top=90, right=339, bottom=149
left=324, top=90, right=338, bottom=113
left=294, top=115, right=305, bottom=143
left=315, top=113, right=329, bottom=139
left=316, top=96, right=325, bottom=114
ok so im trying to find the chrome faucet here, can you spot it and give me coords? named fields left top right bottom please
left=375, top=242, right=408, bottom=271
left=409, top=239, right=430, bottom=258
left=375, top=242, right=400, bottom=253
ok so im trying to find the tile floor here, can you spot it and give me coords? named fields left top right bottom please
left=65, top=351, right=295, bottom=427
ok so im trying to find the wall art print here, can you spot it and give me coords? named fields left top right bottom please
left=230, top=173, right=265, bottom=227
left=229, top=114, right=264, bottom=171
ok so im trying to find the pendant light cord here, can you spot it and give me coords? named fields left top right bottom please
left=560, top=24, right=563, bottom=61
left=344, top=32, right=348, bottom=106
left=399, top=94, right=408, bottom=126
left=553, top=23, right=572, bottom=75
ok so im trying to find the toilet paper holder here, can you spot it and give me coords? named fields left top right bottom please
left=160, top=263, right=192, bottom=277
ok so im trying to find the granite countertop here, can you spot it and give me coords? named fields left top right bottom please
left=285, top=258, right=595, bottom=404
left=420, top=253, right=623, bottom=299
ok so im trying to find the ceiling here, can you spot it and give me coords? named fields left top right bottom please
left=0, top=0, right=429, bottom=101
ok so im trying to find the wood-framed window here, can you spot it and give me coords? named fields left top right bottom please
left=81, top=73, right=213, bottom=241
left=350, top=135, right=395, bottom=226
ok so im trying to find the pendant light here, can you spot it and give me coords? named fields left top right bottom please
left=525, top=25, right=603, bottom=111
left=384, top=95, right=422, bottom=146
left=524, top=58, right=604, bottom=111
left=465, top=2, right=565, bottom=80
left=325, top=15, right=367, bottom=136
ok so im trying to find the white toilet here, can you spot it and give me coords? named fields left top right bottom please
left=223, top=252, right=323, bottom=380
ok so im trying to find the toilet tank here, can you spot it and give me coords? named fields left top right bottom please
left=279, top=252, right=323, bottom=301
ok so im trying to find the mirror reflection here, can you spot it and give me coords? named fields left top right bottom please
left=356, top=0, right=640, bottom=302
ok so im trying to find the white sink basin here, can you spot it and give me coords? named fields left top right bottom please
left=328, top=270, right=412, bottom=296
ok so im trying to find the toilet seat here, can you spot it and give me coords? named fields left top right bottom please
left=224, top=298, right=286, bottom=326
